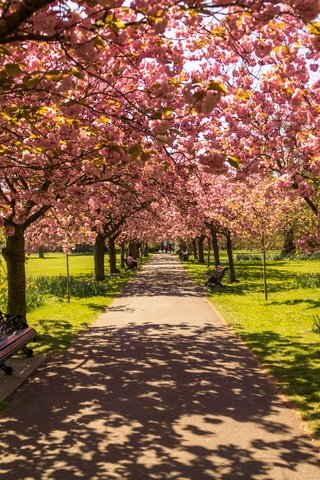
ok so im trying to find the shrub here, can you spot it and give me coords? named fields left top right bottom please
left=267, top=253, right=284, bottom=261
left=0, top=275, right=44, bottom=313
left=235, top=253, right=262, bottom=261
left=312, top=315, right=320, bottom=334
left=0, top=274, right=8, bottom=311
left=33, top=275, right=109, bottom=298
left=0, top=274, right=108, bottom=314
left=296, top=274, right=320, bottom=289
left=26, top=279, right=45, bottom=311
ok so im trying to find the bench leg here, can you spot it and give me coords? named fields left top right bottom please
left=0, top=363, right=13, bottom=375
left=207, top=282, right=225, bottom=288
left=23, top=346, right=33, bottom=357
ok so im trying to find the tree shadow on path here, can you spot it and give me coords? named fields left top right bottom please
left=0, top=321, right=319, bottom=480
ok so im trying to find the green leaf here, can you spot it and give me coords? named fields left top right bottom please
left=94, top=36, right=105, bottom=49
left=0, top=46, right=11, bottom=56
left=113, top=21, right=125, bottom=29
left=71, top=68, right=85, bottom=80
left=129, top=144, right=142, bottom=160
left=163, top=161, right=170, bottom=170
left=22, top=75, right=40, bottom=88
left=45, top=70, right=62, bottom=80
left=5, top=63, right=23, bottom=75
left=227, top=155, right=240, bottom=168
left=208, top=80, right=228, bottom=94
left=306, top=21, right=320, bottom=35
left=141, top=151, right=151, bottom=161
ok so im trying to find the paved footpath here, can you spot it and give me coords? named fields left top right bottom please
left=0, top=254, right=319, bottom=480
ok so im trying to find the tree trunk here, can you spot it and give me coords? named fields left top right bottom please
left=207, top=237, right=211, bottom=267
left=192, top=238, right=198, bottom=259
left=94, top=233, right=105, bottom=281
left=262, top=247, right=268, bottom=301
left=108, top=236, right=119, bottom=273
left=225, top=229, right=237, bottom=283
left=128, top=241, right=138, bottom=258
left=39, top=246, right=44, bottom=258
left=120, top=242, right=126, bottom=269
left=66, top=253, right=70, bottom=303
left=210, top=228, right=220, bottom=267
left=197, top=235, right=205, bottom=263
left=281, top=226, right=296, bottom=257
left=2, top=224, right=27, bottom=316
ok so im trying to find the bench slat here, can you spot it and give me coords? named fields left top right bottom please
left=0, top=328, right=36, bottom=364
left=0, top=310, right=37, bottom=374
left=0, top=328, right=36, bottom=353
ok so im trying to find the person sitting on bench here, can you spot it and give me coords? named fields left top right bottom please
left=126, top=253, right=139, bottom=270
left=179, top=249, right=189, bottom=261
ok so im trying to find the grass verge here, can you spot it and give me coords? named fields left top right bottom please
left=25, top=252, right=139, bottom=354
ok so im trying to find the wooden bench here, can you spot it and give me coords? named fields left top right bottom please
left=0, top=312, right=37, bottom=375
left=205, top=265, right=228, bottom=288
left=178, top=251, right=189, bottom=261
left=126, top=261, right=137, bottom=270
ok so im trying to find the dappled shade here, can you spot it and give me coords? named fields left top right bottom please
left=0, top=321, right=319, bottom=479
left=0, top=254, right=319, bottom=479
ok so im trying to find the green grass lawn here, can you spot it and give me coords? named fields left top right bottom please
left=25, top=252, right=136, bottom=354
left=183, top=254, right=320, bottom=443
left=26, top=252, right=95, bottom=277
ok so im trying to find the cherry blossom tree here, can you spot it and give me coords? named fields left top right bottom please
left=225, top=177, right=293, bottom=299
left=2, top=0, right=320, bottom=317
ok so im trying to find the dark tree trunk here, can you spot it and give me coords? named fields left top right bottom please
left=211, top=229, right=220, bottom=267
left=94, top=233, right=105, bottom=281
left=66, top=253, right=70, bottom=303
left=108, top=236, right=119, bottom=273
left=192, top=238, right=198, bottom=259
left=207, top=238, right=211, bottom=267
left=2, top=224, right=26, bottom=316
left=128, top=241, right=138, bottom=258
left=262, top=247, right=268, bottom=301
left=281, top=226, right=296, bottom=256
left=178, top=240, right=187, bottom=252
left=120, top=242, right=126, bottom=269
left=197, top=235, right=205, bottom=263
left=225, top=229, right=237, bottom=283
left=39, top=246, right=44, bottom=258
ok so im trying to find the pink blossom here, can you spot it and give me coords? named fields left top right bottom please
left=33, top=11, right=60, bottom=36
left=199, top=151, right=226, bottom=173
left=60, top=103, right=83, bottom=119
left=311, top=36, right=320, bottom=52
left=310, top=63, right=319, bottom=72
left=6, top=226, right=15, bottom=237
left=291, top=0, right=320, bottom=21
left=291, top=89, right=304, bottom=107
left=59, top=77, right=75, bottom=92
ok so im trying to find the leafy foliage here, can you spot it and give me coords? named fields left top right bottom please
left=312, top=315, right=320, bottom=334
left=33, top=275, right=111, bottom=298
left=296, top=273, right=320, bottom=289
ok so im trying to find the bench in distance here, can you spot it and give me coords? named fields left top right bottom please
left=205, top=266, right=229, bottom=288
